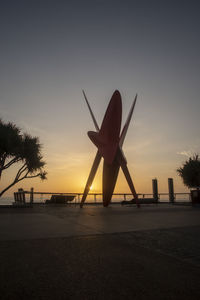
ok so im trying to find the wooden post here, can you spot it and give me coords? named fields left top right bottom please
left=30, top=187, right=34, bottom=204
left=18, top=189, right=22, bottom=203
left=168, top=178, right=174, bottom=203
left=16, top=192, right=19, bottom=202
left=17, top=188, right=25, bottom=203
left=152, top=179, right=158, bottom=202
left=22, top=189, right=25, bottom=203
left=14, top=192, right=17, bottom=203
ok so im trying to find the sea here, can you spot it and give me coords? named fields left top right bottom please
left=0, top=195, right=47, bottom=206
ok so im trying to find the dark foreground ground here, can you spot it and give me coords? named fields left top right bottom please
left=0, top=205, right=200, bottom=299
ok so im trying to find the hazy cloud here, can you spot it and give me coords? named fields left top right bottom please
left=177, top=151, right=192, bottom=157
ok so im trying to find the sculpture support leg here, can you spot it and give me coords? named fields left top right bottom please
left=117, top=149, right=140, bottom=208
left=80, top=151, right=101, bottom=208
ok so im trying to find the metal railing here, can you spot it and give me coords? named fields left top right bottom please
left=13, top=188, right=191, bottom=205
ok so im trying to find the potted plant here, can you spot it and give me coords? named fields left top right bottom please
left=177, top=154, right=200, bottom=205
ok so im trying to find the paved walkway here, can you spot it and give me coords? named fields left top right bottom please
left=0, top=204, right=199, bottom=240
left=0, top=204, right=200, bottom=299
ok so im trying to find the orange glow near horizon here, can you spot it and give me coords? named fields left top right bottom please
left=1, top=158, right=189, bottom=198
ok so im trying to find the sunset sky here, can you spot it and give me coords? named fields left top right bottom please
left=1, top=0, right=200, bottom=197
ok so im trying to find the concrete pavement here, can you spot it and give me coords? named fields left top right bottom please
left=0, top=204, right=200, bottom=240
left=0, top=204, right=200, bottom=299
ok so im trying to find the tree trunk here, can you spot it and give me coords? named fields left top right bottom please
left=0, top=181, right=18, bottom=198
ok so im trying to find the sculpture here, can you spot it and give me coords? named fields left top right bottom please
left=80, top=90, right=140, bottom=208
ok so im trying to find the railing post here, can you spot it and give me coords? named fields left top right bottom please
left=30, top=187, right=34, bottom=204
left=168, top=178, right=174, bottom=203
left=18, top=188, right=25, bottom=203
left=18, top=188, right=22, bottom=203
left=22, top=189, right=25, bottom=203
left=152, top=179, right=159, bottom=203
left=16, top=191, right=20, bottom=202
left=14, top=192, right=17, bottom=203
left=18, top=189, right=21, bottom=202
left=78, top=194, right=80, bottom=204
left=23, top=189, right=26, bottom=203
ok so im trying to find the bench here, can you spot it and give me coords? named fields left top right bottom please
left=45, top=195, right=75, bottom=204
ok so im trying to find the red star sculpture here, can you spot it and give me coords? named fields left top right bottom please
left=80, top=90, right=140, bottom=208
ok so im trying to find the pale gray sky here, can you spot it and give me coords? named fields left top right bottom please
left=0, top=0, right=200, bottom=195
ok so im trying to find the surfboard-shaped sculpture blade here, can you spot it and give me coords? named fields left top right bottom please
left=88, top=90, right=122, bottom=165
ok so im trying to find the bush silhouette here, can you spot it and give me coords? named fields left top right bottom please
left=177, top=154, right=200, bottom=189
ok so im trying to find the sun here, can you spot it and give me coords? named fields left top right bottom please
left=89, top=185, right=93, bottom=191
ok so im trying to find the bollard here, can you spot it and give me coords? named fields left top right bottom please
left=168, top=178, right=175, bottom=203
left=152, top=179, right=158, bottom=202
